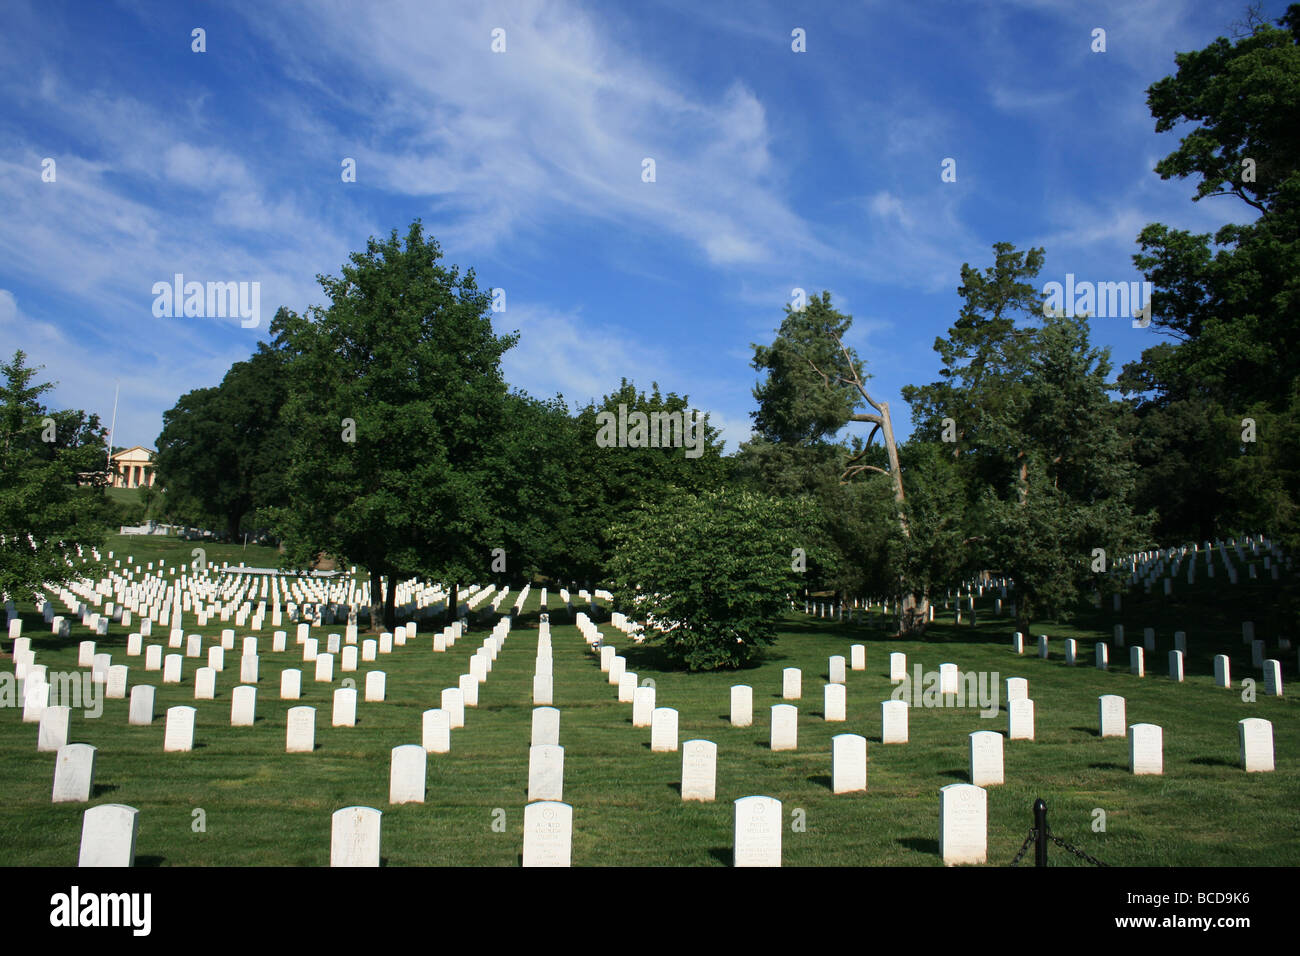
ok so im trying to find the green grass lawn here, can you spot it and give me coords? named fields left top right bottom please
left=1, top=536, right=1295, bottom=866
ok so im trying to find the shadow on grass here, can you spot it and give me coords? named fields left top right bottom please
left=1071, top=727, right=1101, bottom=738
left=896, top=836, right=939, bottom=856
left=937, top=769, right=966, bottom=781
left=91, top=783, right=119, bottom=797
left=668, top=782, right=681, bottom=796
left=1088, top=762, right=1125, bottom=771
left=1189, top=756, right=1236, bottom=767
left=136, top=855, right=166, bottom=867
left=807, top=774, right=833, bottom=791
left=707, top=847, right=731, bottom=866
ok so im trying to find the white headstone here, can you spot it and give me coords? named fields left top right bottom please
left=1008, top=698, right=1035, bottom=741
left=162, top=654, right=182, bottom=684
left=332, top=687, right=357, bottom=727
left=38, top=705, right=71, bottom=752
left=281, top=668, right=302, bottom=700
left=889, top=652, right=906, bottom=684
left=106, top=664, right=128, bottom=699
left=832, top=733, right=867, bottom=794
left=939, top=783, right=987, bottom=865
left=881, top=700, right=909, bottom=744
left=618, top=671, right=637, bottom=703
left=850, top=645, right=865, bottom=671
left=1099, top=694, right=1126, bottom=738
left=632, top=685, right=655, bottom=727
left=239, top=654, right=259, bottom=684
left=969, top=731, right=1003, bottom=786
left=532, top=707, right=561, bottom=747
left=195, top=666, right=216, bottom=700
left=330, top=806, right=381, bottom=867
left=1005, top=677, right=1028, bottom=702
left=422, top=708, right=451, bottom=753
left=1064, top=638, right=1077, bottom=665
left=1130, top=646, right=1144, bottom=677
left=78, top=804, right=138, bottom=867
left=1214, top=654, right=1231, bottom=688
left=286, top=705, right=316, bottom=753
left=341, top=646, right=358, bottom=672
left=207, top=645, right=224, bottom=671
left=681, top=739, right=718, bottom=801
left=823, top=683, right=846, bottom=722
left=533, top=673, right=553, bottom=706
left=730, top=685, right=752, bottom=727
left=733, top=796, right=781, bottom=867
left=314, top=652, right=334, bottom=683
left=939, top=663, right=959, bottom=695
left=1238, top=717, right=1274, bottom=772
left=651, top=707, right=679, bottom=752
left=365, top=671, right=386, bottom=702
left=361, top=639, right=376, bottom=662
left=1095, top=642, right=1108, bottom=670
left=389, top=744, right=427, bottom=804
left=128, top=685, right=154, bottom=726
left=1128, top=723, right=1163, bottom=775
left=522, top=801, right=572, bottom=867
left=164, top=705, right=196, bottom=752
left=441, top=687, right=465, bottom=729
left=828, top=655, right=846, bottom=684
left=1168, top=649, right=1184, bottom=682
left=770, top=703, right=798, bottom=751
left=230, top=685, right=256, bottom=726
left=1037, top=635, right=1049, bottom=659
left=782, top=667, right=801, bottom=700
left=1264, top=659, right=1283, bottom=697
left=528, top=744, right=564, bottom=802
left=459, top=672, right=479, bottom=707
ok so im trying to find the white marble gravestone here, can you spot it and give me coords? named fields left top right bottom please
left=1005, top=677, right=1028, bottom=702
left=969, top=730, right=1003, bottom=786
left=618, top=672, right=637, bottom=703
left=458, top=673, right=479, bottom=707
left=1008, top=698, right=1035, bottom=740
left=528, top=744, right=564, bottom=802
left=881, top=700, right=909, bottom=744
left=365, top=671, right=386, bottom=702
left=730, top=685, right=752, bottom=727
left=207, top=646, right=224, bottom=671
left=733, top=796, right=781, bottom=867
left=889, top=652, right=907, bottom=684
left=315, top=653, right=334, bottom=682
left=39, top=705, right=71, bottom=752
left=681, top=739, right=717, bottom=801
left=163, top=654, right=182, bottom=684
left=330, top=806, right=381, bottom=867
left=441, top=688, right=465, bottom=729
left=106, top=665, right=128, bottom=699
left=361, top=639, right=376, bottom=662
left=531, top=707, right=561, bottom=747
left=522, top=801, right=572, bottom=867
left=164, top=705, right=195, bottom=752
left=1012, top=632, right=1024, bottom=655
left=231, top=685, right=256, bottom=726
left=1095, top=643, right=1108, bottom=670
left=828, top=656, right=846, bottom=684
left=632, top=685, right=655, bottom=727
left=823, top=683, right=846, bottom=722
left=939, top=783, right=987, bottom=865
left=128, top=685, right=154, bottom=726
left=389, top=744, right=427, bottom=804
left=286, top=705, right=315, bottom=753
left=1238, top=717, right=1274, bottom=772
left=1098, top=694, right=1126, bottom=738
left=341, top=646, right=358, bottom=672
left=1037, top=635, right=1049, bottom=659
left=1064, top=638, right=1077, bottom=665
left=281, top=668, right=302, bottom=700
left=1169, top=650, right=1184, bottom=682
left=422, top=708, right=451, bottom=753
left=332, top=687, right=357, bottom=727
left=1214, top=654, right=1231, bottom=688
left=533, top=673, right=553, bottom=706
left=850, top=645, right=866, bottom=671
left=782, top=667, right=801, bottom=700
left=239, top=654, right=259, bottom=684
left=194, top=666, right=216, bottom=700
left=770, top=704, right=798, bottom=751
left=651, top=707, right=679, bottom=752
left=1130, top=646, right=1145, bottom=677
left=78, top=804, right=138, bottom=867
left=832, top=733, right=867, bottom=794
left=1264, top=659, right=1283, bottom=697
left=51, top=743, right=94, bottom=806
left=1128, top=723, right=1163, bottom=775
left=939, top=663, right=958, bottom=695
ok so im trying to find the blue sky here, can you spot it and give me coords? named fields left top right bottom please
left=0, top=0, right=1270, bottom=452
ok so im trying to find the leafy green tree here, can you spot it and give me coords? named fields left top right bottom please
left=606, top=488, right=821, bottom=670
left=0, top=350, right=107, bottom=602
left=155, top=344, right=290, bottom=540
left=267, top=222, right=517, bottom=630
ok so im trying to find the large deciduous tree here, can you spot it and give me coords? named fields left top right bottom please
left=267, top=221, right=516, bottom=630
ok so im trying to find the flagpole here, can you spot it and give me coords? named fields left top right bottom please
left=106, top=381, right=119, bottom=484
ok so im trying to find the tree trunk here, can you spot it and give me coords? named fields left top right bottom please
left=445, top=581, right=459, bottom=627
left=368, top=563, right=385, bottom=633
left=384, top=572, right=397, bottom=631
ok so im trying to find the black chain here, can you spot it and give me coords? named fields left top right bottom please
left=1009, top=829, right=1036, bottom=866
left=1046, top=827, right=1110, bottom=867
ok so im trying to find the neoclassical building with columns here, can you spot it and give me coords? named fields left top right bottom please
left=110, top=446, right=157, bottom=488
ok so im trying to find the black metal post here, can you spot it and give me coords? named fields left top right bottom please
left=1034, top=798, right=1048, bottom=867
